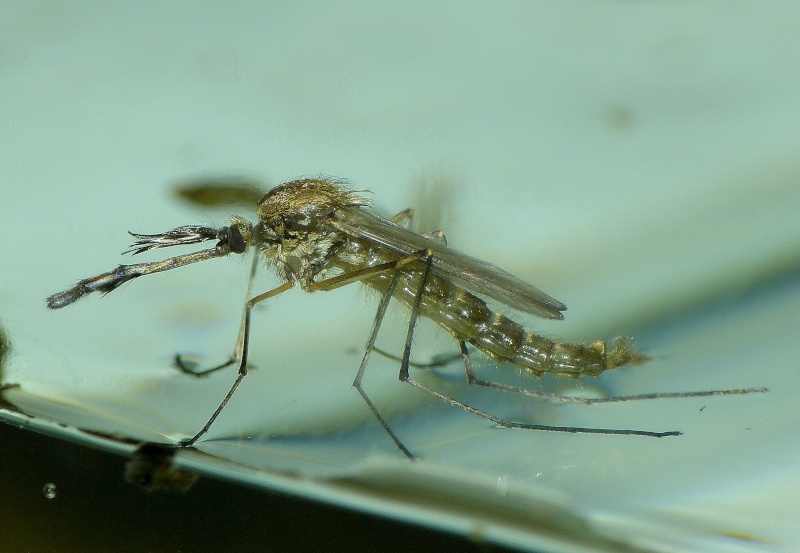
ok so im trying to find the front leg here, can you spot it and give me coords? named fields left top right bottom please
left=180, top=280, right=294, bottom=447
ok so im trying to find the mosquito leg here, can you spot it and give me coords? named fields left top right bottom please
left=458, top=340, right=613, bottom=403
left=307, top=250, right=430, bottom=293
left=181, top=249, right=431, bottom=450
left=341, top=248, right=435, bottom=459
left=389, top=208, right=414, bottom=227
left=175, top=250, right=262, bottom=377
left=389, top=209, right=446, bottom=246
left=397, top=252, right=435, bottom=383
left=573, top=387, right=769, bottom=403
left=477, top=382, right=769, bottom=404
left=369, top=229, right=450, bottom=369
left=351, top=262, right=414, bottom=458
left=457, top=340, right=767, bottom=404
left=403, top=375, right=682, bottom=437
left=179, top=280, right=293, bottom=447
left=459, top=341, right=478, bottom=384
left=397, top=261, right=682, bottom=438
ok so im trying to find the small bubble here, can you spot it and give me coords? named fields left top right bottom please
left=42, top=482, right=57, bottom=499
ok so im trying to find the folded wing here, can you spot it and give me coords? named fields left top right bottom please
left=327, top=207, right=566, bottom=320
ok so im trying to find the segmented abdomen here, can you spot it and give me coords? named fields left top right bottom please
left=347, top=252, right=638, bottom=377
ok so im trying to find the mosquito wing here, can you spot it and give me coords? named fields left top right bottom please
left=327, top=207, right=566, bottom=320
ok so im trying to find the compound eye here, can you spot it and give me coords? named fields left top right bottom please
left=227, top=222, right=252, bottom=253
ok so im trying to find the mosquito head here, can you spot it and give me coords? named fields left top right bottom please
left=217, top=217, right=253, bottom=254
left=126, top=217, right=254, bottom=256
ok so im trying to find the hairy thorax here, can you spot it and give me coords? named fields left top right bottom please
left=255, top=178, right=365, bottom=288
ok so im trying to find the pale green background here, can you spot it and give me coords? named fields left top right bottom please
left=1, top=3, right=799, bottom=552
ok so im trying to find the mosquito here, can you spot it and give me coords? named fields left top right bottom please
left=46, top=177, right=766, bottom=458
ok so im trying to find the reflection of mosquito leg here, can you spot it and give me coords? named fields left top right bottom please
left=458, top=341, right=767, bottom=404
left=180, top=279, right=294, bottom=447
left=0, top=383, right=22, bottom=412
left=373, top=347, right=462, bottom=369
left=397, top=260, right=684, bottom=442
left=174, top=355, right=236, bottom=377
left=175, top=251, right=262, bottom=377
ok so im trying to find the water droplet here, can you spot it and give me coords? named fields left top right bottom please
left=42, top=482, right=57, bottom=499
